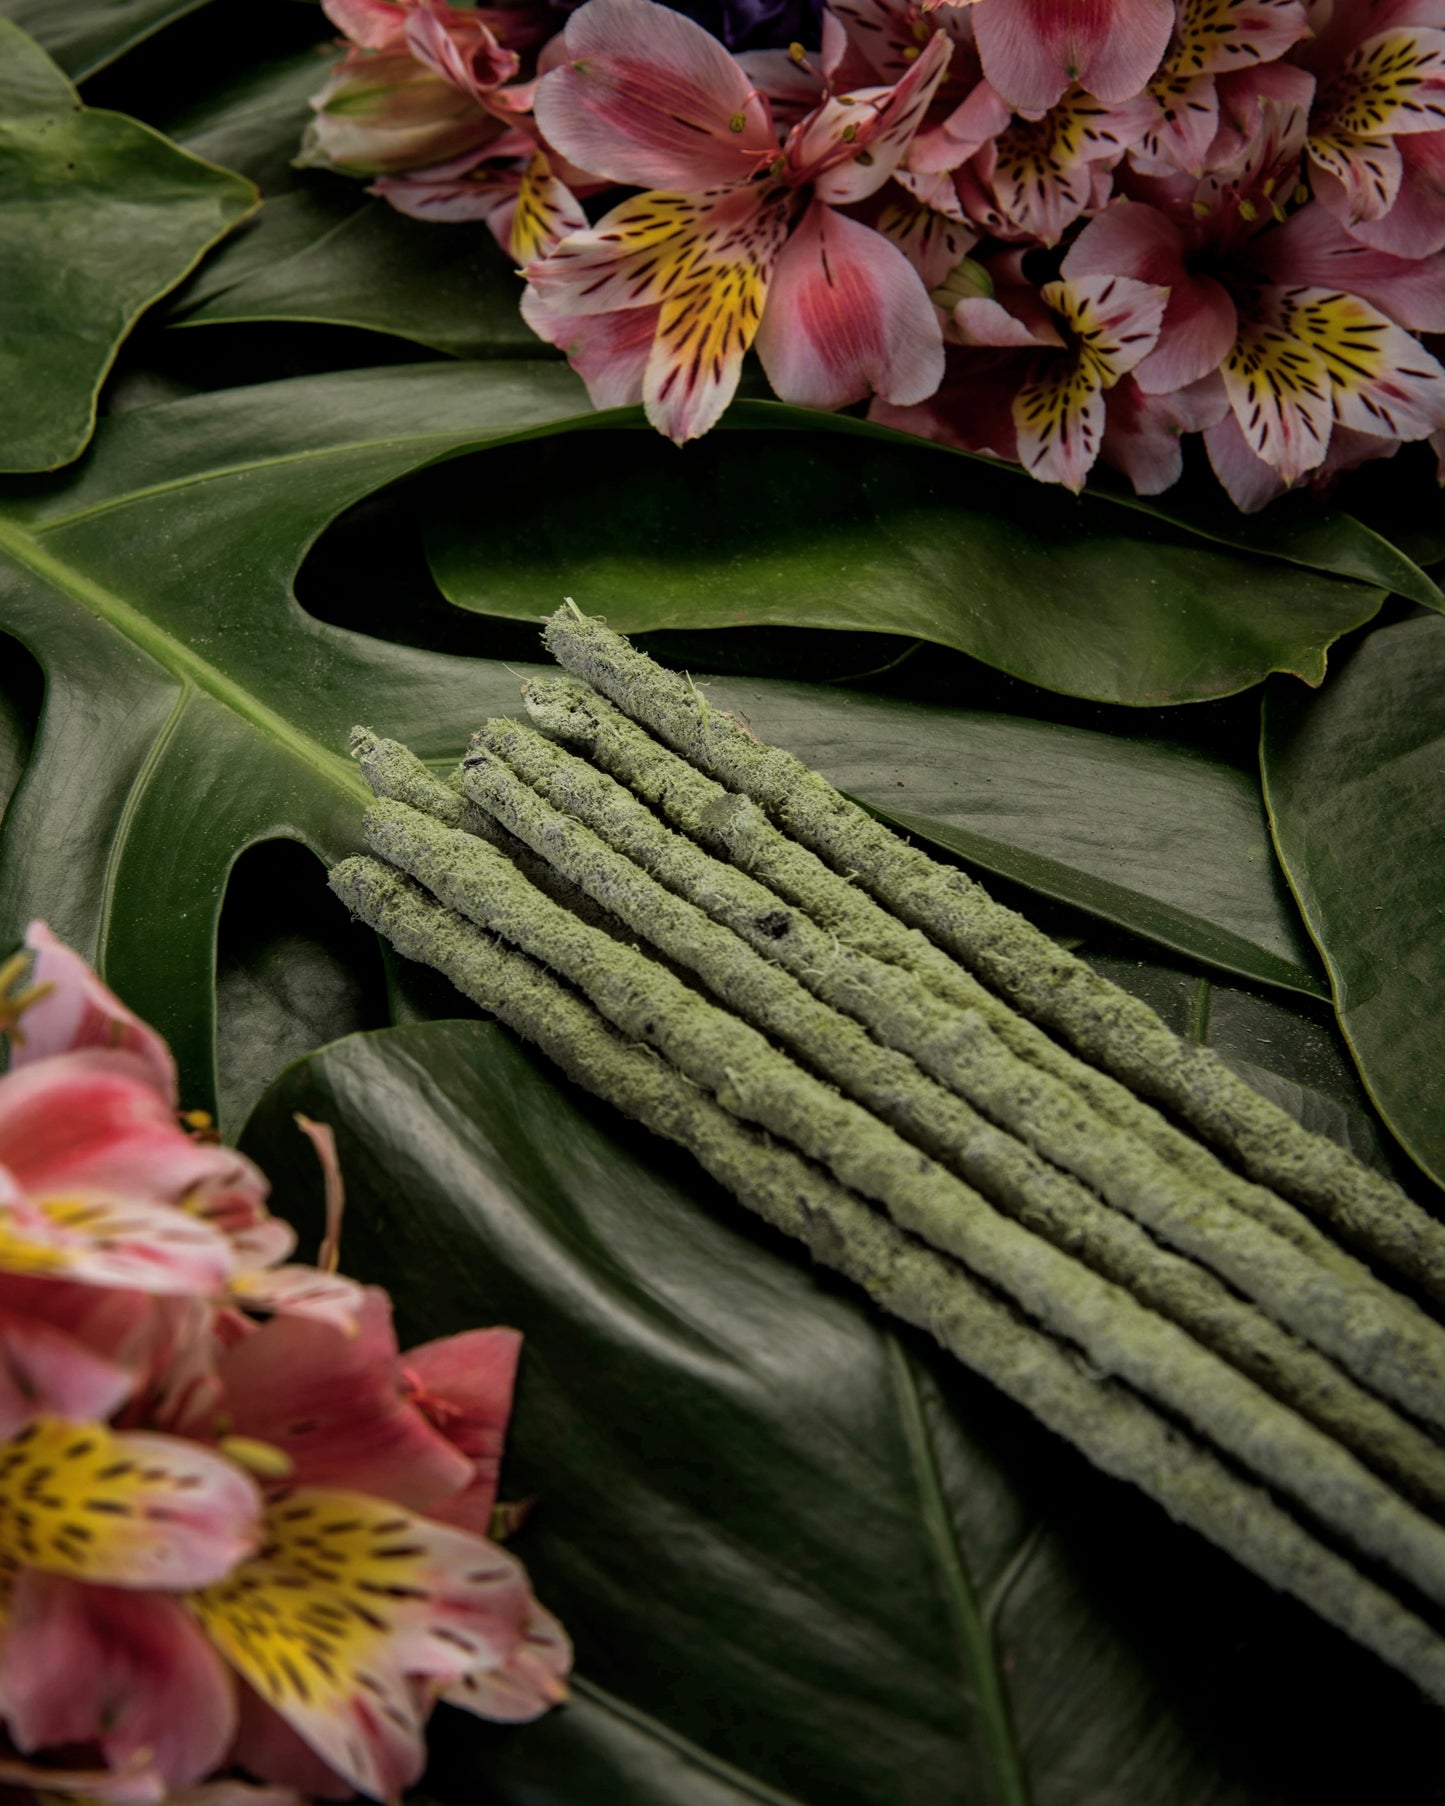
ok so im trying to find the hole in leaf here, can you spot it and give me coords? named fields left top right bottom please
left=215, top=837, right=388, bottom=1133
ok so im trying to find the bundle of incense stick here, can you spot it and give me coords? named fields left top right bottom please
left=331, top=602, right=1445, bottom=1703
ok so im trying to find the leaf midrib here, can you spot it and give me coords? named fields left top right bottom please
left=886, top=1337, right=1031, bottom=1806
left=0, top=517, right=365, bottom=805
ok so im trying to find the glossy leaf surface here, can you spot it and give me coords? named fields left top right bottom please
left=240, top=1015, right=1445, bottom=1806
left=0, top=363, right=1334, bottom=1134
left=1263, top=616, right=1445, bottom=1189
left=423, top=425, right=1398, bottom=705
left=160, top=47, right=543, bottom=359
left=0, top=20, right=256, bottom=472
left=0, top=0, right=214, bottom=77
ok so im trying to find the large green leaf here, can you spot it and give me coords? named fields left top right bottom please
left=0, top=362, right=1330, bottom=1134
left=239, top=1016, right=1445, bottom=1806
left=423, top=423, right=1399, bottom=705
left=0, top=20, right=256, bottom=473
left=0, top=0, right=214, bottom=78
left=1262, top=616, right=1445, bottom=1190
left=157, top=47, right=544, bottom=360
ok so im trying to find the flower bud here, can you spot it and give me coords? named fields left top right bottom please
left=298, top=48, right=503, bottom=175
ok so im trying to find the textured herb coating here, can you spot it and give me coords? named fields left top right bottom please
left=523, top=677, right=1362, bottom=1274
left=540, top=609, right=1445, bottom=1295
left=330, top=853, right=1445, bottom=1710
left=350, top=726, right=681, bottom=962
left=361, top=795, right=1445, bottom=1610
left=474, top=713, right=1445, bottom=1506
left=516, top=679, right=1445, bottom=1437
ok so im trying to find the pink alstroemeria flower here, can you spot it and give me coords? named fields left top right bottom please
left=1301, top=0, right=1445, bottom=256
left=299, top=0, right=543, bottom=176
left=523, top=0, right=953, bottom=441
left=1065, top=63, right=1445, bottom=506
left=0, top=927, right=365, bottom=1335
left=875, top=264, right=1169, bottom=487
left=937, top=78, right=1156, bottom=244
left=2, top=923, right=177, bottom=1105
left=0, top=932, right=569, bottom=1802
left=1129, top=0, right=1311, bottom=178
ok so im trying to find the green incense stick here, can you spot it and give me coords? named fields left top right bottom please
left=540, top=606, right=1445, bottom=1298
left=460, top=719, right=1445, bottom=1443
left=359, top=796, right=1445, bottom=1612
left=330, top=853, right=1445, bottom=1710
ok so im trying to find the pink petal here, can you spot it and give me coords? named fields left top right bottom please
left=973, top=0, right=1175, bottom=109
left=1318, top=27, right=1445, bottom=140
left=217, top=1289, right=474, bottom=1510
left=520, top=288, right=658, bottom=409
left=870, top=344, right=1029, bottom=458
left=230, top=1685, right=356, bottom=1801
left=195, top=1492, right=543, bottom=1802
left=790, top=32, right=954, bottom=204
left=0, top=1417, right=261, bottom=1588
left=1310, top=129, right=1404, bottom=222
left=872, top=169, right=977, bottom=286
left=755, top=202, right=945, bottom=409
left=443, top=1598, right=573, bottom=1723
left=910, top=77, right=1013, bottom=173
left=0, top=1302, right=136, bottom=1437
left=9, top=924, right=177, bottom=1106
left=1013, top=273, right=1169, bottom=489
left=1205, top=407, right=1292, bottom=507
left=371, top=147, right=524, bottom=226
left=984, top=87, right=1155, bottom=245
left=1064, top=199, right=1237, bottom=392
left=1221, top=287, right=1334, bottom=480
left=1062, top=194, right=1184, bottom=281
left=1102, top=370, right=1229, bottom=492
left=830, top=0, right=976, bottom=85
left=1, top=1571, right=237, bottom=1788
left=533, top=0, right=776, bottom=190
left=1130, top=70, right=1220, bottom=176
left=1195, top=59, right=1313, bottom=208
left=290, top=1114, right=344, bottom=1277
left=1248, top=199, right=1445, bottom=329
left=1311, top=422, right=1403, bottom=484
left=1292, top=285, right=1445, bottom=438
left=952, top=294, right=1058, bottom=346
left=402, top=1326, right=521, bottom=1525
left=618, top=188, right=794, bottom=441
left=1315, top=126, right=1445, bottom=256
left=505, top=151, right=590, bottom=262
left=405, top=1, right=520, bottom=102
left=320, top=0, right=410, bottom=50
left=229, top=1264, right=367, bottom=1334
left=1169, top=0, right=1310, bottom=80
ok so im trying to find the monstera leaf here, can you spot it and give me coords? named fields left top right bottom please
left=238, top=1004, right=1445, bottom=1806
left=0, top=20, right=256, bottom=472
left=0, top=362, right=1352, bottom=1128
